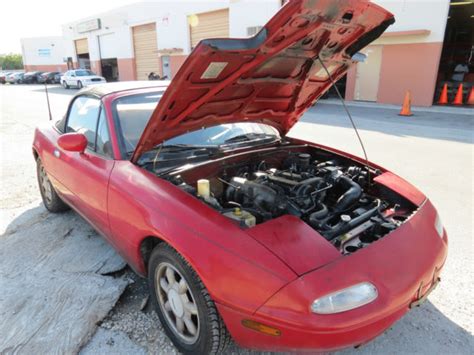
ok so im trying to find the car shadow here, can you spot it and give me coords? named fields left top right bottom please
left=303, top=103, right=473, bottom=145
left=30, top=85, right=77, bottom=96
left=335, top=300, right=473, bottom=354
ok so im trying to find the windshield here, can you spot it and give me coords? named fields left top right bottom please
left=114, top=91, right=280, bottom=155
left=75, top=70, right=94, bottom=76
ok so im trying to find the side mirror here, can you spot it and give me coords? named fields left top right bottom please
left=58, top=133, right=88, bottom=153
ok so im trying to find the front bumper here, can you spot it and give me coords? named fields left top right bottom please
left=218, top=200, right=448, bottom=351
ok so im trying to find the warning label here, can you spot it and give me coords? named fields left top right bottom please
left=200, top=62, right=228, bottom=79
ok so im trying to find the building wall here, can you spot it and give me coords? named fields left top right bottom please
left=59, top=1, right=228, bottom=80
left=21, top=0, right=450, bottom=107
left=20, top=37, right=69, bottom=72
left=229, top=0, right=281, bottom=37
left=22, top=1, right=282, bottom=78
left=345, top=0, right=450, bottom=106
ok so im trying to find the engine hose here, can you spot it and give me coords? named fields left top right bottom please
left=323, top=199, right=382, bottom=241
left=295, top=177, right=325, bottom=197
left=308, top=203, right=329, bottom=224
left=333, top=175, right=362, bottom=212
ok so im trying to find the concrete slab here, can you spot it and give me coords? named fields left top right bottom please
left=0, top=202, right=129, bottom=354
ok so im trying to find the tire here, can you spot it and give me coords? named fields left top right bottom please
left=77, top=81, right=83, bottom=89
left=62, top=81, right=69, bottom=89
left=36, top=159, right=69, bottom=213
left=149, top=244, right=231, bottom=355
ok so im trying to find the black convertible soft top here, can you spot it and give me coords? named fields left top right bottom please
left=74, top=80, right=170, bottom=99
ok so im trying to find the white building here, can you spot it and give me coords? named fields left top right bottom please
left=21, top=37, right=72, bottom=73
left=21, top=0, right=473, bottom=107
left=22, top=1, right=282, bottom=82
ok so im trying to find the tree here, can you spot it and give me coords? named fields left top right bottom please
left=0, top=54, right=23, bottom=70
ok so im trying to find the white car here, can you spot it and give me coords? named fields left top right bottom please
left=61, top=69, right=106, bottom=89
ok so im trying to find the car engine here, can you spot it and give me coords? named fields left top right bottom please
left=168, top=151, right=414, bottom=255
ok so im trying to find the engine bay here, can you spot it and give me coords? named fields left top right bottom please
left=163, top=146, right=417, bottom=255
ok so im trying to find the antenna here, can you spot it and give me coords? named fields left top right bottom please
left=44, top=82, right=53, bottom=121
left=317, top=57, right=371, bottom=184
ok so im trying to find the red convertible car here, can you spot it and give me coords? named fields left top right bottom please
left=33, top=0, right=447, bottom=353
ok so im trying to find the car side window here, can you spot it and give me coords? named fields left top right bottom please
left=66, top=96, right=101, bottom=149
left=95, top=107, right=113, bottom=158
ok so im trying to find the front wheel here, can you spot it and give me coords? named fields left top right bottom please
left=62, top=81, right=69, bottom=89
left=149, top=244, right=230, bottom=355
left=36, top=159, right=69, bottom=213
left=77, top=81, right=83, bottom=89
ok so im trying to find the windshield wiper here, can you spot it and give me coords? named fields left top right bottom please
left=130, top=144, right=219, bottom=156
left=137, top=144, right=221, bottom=166
left=220, top=133, right=279, bottom=146
left=160, top=144, right=221, bottom=154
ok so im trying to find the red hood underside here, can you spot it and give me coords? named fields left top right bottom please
left=132, top=0, right=394, bottom=162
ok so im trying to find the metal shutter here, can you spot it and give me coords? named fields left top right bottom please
left=132, top=23, right=159, bottom=80
left=75, top=38, right=89, bottom=55
left=189, top=9, right=229, bottom=49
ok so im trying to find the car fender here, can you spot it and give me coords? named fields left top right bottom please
left=107, top=160, right=297, bottom=313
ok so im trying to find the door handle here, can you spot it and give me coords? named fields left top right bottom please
left=53, top=148, right=61, bottom=158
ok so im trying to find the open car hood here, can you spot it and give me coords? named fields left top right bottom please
left=132, top=0, right=394, bottom=162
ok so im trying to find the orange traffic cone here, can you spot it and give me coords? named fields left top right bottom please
left=452, top=83, right=464, bottom=105
left=399, top=91, right=413, bottom=116
left=437, top=83, right=448, bottom=105
left=466, top=87, right=474, bottom=105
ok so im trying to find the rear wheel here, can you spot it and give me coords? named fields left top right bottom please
left=148, top=244, right=230, bottom=354
left=62, top=81, right=69, bottom=89
left=36, top=159, right=69, bottom=213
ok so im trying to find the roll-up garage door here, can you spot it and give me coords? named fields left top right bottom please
left=132, top=23, right=159, bottom=81
left=189, top=9, right=229, bottom=49
left=75, top=38, right=89, bottom=55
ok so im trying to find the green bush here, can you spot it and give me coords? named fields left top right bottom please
left=0, top=54, right=23, bottom=70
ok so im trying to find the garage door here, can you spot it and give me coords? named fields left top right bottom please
left=75, top=38, right=89, bottom=55
left=189, top=9, right=229, bottom=49
left=133, top=23, right=159, bottom=80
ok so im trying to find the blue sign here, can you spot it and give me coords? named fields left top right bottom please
left=38, top=48, right=51, bottom=57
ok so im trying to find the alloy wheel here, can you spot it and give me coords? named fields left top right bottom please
left=39, top=165, right=53, bottom=204
left=155, top=262, right=200, bottom=344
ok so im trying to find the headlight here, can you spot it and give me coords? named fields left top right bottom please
left=434, top=214, right=444, bottom=238
left=311, top=282, right=378, bottom=314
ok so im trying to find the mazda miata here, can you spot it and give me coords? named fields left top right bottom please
left=33, top=0, right=448, bottom=353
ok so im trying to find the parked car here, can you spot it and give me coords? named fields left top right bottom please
left=38, top=72, right=60, bottom=84
left=0, top=72, right=12, bottom=84
left=61, top=69, right=106, bottom=89
left=22, top=71, right=44, bottom=84
left=6, top=72, right=24, bottom=84
left=53, top=72, right=64, bottom=84
left=32, top=1, right=447, bottom=353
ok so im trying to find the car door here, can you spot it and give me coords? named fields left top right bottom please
left=62, top=71, right=69, bottom=84
left=67, top=71, right=75, bottom=86
left=49, top=95, right=115, bottom=237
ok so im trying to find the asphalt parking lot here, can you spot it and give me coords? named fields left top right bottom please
left=0, top=83, right=472, bottom=354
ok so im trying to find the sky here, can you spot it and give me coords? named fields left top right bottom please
left=0, top=0, right=138, bottom=54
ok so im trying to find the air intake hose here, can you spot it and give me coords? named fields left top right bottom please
left=334, top=175, right=362, bottom=212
